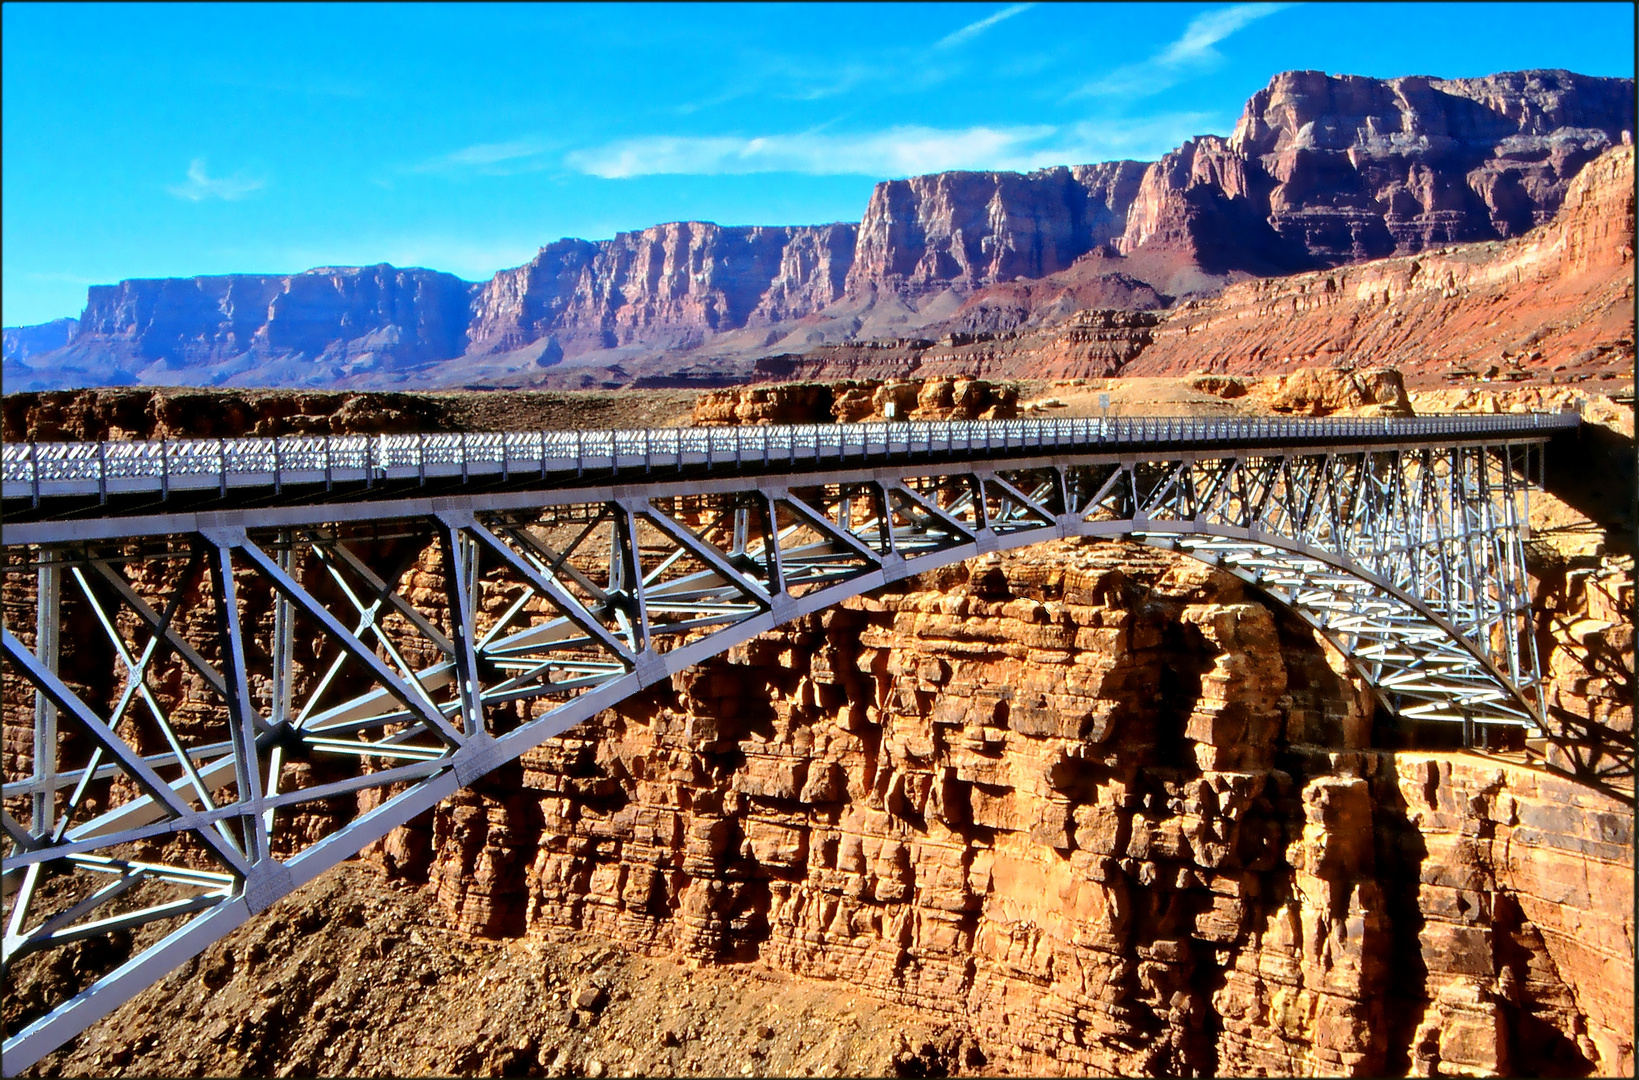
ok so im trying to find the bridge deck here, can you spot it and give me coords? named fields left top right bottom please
left=2, top=412, right=1578, bottom=518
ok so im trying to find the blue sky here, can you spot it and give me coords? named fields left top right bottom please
left=3, top=2, right=1634, bottom=326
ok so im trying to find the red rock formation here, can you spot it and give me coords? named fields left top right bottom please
left=4, top=69, right=1631, bottom=392
left=5, top=442, right=1629, bottom=1075
left=691, top=378, right=1018, bottom=426
left=1222, top=69, right=1632, bottom=263
left=761, top=308, right=1161, bottom=383
left=466, top=223, right=859, bottom=361
left=1123, top=145, right=1636, bottom=381
left=843, top=163, right=1148, bottom=298
left=366, top=543, right=1633, bottom=1077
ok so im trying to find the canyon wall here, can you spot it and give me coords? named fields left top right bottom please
left=359, top=542, right=1632, bottom=1077
left=842, top=162, right=1149, bottom=298
left=777, top=142, right=1635, bottom=385
left=6, top=69, right=1631, bottom=391
left=4, top=377, right=1630, bottom=1075
left=465, top=223, right=860, bottom=359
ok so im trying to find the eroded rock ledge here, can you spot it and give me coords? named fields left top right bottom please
left=369, top=542, right=1633, bottom=1077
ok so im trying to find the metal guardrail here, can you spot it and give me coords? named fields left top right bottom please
left=2, top=412, right=1579, bottom=504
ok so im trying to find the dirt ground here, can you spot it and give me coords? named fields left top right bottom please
left=427, top=389, right=701, bottom=432
left=23, top=860, right=989, bottom=1079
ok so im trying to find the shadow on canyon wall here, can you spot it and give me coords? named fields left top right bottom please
left=1544, top=422, right=1637, bottom=557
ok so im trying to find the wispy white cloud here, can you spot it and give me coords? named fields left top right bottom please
left=566, top=125, right=1059, bottom=179
left=565, top=109, right=1234, bottom=180
left=935, top=3, right=1036, bottom=49
left=168, top=159, right=265, bottom=202
left=1076, top=3, right=1291, bottom=98
left=672, top=7, right=1034, bottom=113
left=415, top=138, right=556, bottom=176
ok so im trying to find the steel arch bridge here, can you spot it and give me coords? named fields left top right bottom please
left=1, top=411, right=1576, bottom=1071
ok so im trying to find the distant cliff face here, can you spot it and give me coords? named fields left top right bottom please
left=4, top=68, right=1631, bottom=391
left=1207, top=68, right=1636, bottom=264
left=2, top=317, right=78, bottom=362
left=466, top=223, right=859, bottom=359
left=4, top=266, right=478, bottom=390
left=843, top=162, right=1148, bottom=298
left=844, top=70, right=1633, bottom=292
left=1123, top=143, right=1637, bottom=380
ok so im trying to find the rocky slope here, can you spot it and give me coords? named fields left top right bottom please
left=1123, top=143, right=1636, bottom=382
left=14, top=541, right=1632, bottom=1078
left=6, top=69, right=1630, bottom=391
left=23, top=861, right=967, bottom=1079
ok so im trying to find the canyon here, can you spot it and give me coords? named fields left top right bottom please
left=9, top=527, right=1632, bottom=1079
left=3, top=62, right=1633, bottom=1080
left=4, top=68, right=1633, bottom=392
left=3, top=380, right=1632, bottom=1078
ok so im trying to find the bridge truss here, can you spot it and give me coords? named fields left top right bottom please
left=1, top=413, right=1569, bottom=1069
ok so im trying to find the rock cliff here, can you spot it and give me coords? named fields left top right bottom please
left=6, top=69, right=1630, bottom=391
left=791, top=143, right=1635, bottom=385
left=3, top=266, right=479, bottom=391
left=1227, top=69, right=1635, bottom=261
left=338, top=542, right=1627, bottom=1078
left=465, top=223, right=859, bottom=360
left=842, top=163, right=1148, bottom=298
left=1124, top=144, right=1636, bottom=380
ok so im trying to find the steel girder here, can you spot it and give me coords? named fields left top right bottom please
left=2, top=436, right=1550, bottom=1071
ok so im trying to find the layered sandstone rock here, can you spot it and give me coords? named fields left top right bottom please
left=743, top=142, right=1635, bottom=387
left=843, top=163, right=1148, bottom=298
left=1255, top=366, right=1415, bottom=416
left=355, top=542, right=1633, bottom=1077
left=691, top=378, right=1019, bottom=426
left=1124, top=145, right=1636, bottom=382
left=0, top=386, right=701, bottom=444
left=1110, top=67, right=1633, bottom=276
left=4, top=504, right=1629, bottom=1076
left=752, top=309, right=1162, bottom=384
left=465, top=223, right=859, bottom=360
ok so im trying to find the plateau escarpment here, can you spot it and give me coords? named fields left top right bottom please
left=5, top=68, right=1631, bottom=391
left=465, top=222, right=860, bottom=359
left=6, top=266, right=479, bottom=391
left=1124, top=143, right=1636, bottom=381
left=777, top=142, right=1636, bottom=386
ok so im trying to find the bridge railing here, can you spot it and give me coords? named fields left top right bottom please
left=2, top=412, right=1578, bottom=503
